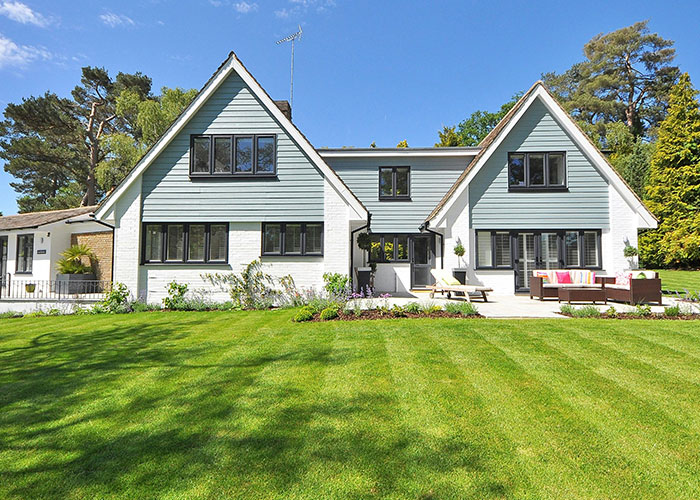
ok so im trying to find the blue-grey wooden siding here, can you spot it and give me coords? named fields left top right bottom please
left=469, top=98, right=610, bottom=229
left=327, top=157, right=468, bottom=232
left=141, top=72, right=324, bottom=222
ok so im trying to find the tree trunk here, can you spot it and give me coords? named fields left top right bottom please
left=83, top=142, right=98, bottom=206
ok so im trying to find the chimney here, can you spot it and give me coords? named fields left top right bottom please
left=274, top=100, right=292, bottom=121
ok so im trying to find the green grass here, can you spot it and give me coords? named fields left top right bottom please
left=653, top=269, right=700, bottom=293
left=2, top=311, right=700, bottom=499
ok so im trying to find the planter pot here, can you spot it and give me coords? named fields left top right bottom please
left=452, top=268, right=468, bottom=285
left=25, top=284, right=36, bottom=293
left=55, top=273, right=97, bottom=294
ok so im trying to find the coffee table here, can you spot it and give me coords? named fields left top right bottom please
left=558, top=286, right=606, bottom=304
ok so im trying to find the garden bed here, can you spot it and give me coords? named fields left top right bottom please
left=558, top=312, right=699, bottom=320
left=307, top=309, right=484, bottom=322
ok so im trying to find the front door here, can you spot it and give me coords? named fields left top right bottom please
left=411, top=235, right=434, bottom=288
left=0, top=236, right=7, bottom=288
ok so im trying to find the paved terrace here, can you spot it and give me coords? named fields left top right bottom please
left=355, top=292, right=687, bottom=318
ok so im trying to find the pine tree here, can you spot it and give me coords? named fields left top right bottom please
left=641, top=73, right=700, bottom=267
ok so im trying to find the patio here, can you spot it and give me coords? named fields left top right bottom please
left=359, top=292, right=682, bottom=318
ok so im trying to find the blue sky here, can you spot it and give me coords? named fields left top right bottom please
left=1, top=0, right=699, bottom=215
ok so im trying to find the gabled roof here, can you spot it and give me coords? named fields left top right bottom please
left=95, top=52, right=367, bottom=221
left=0, top=206, right=97, bottom=231
left=424, top=81, right=657, bottom=229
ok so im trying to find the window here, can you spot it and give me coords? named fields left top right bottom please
left=564, top=230, right=601, bottom=268
left=190, top=134, right=276, bottom=177
left=583, top=231, right=599, bottom=267
left=508, top=152, right=566, bottom=189
left=378, top=166, right=410, bottom=200
left=16, top=234, right=33, bottom=273
left=262, top=223, right=324, bottom=256
left=476, top=231, right=511, bottom=268
left=565, top=231, right=580, bottom=267
left=368, top=234, right=412, bottom=262
left=142, top=223, right=229, bottom=264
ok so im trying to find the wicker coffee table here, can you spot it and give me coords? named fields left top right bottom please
left=558, top=286, right=606, bottom=304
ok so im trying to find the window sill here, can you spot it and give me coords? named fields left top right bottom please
left=378, top=197, right=412, bottom=202
left=508, top=186, right=569, bottom=193
left=14, top=271, right=33, bottom=275
left=189, top=173, right=278, bottom=180
left=141, top=262, right=229, bottom=266
left=261, top=254, right=324, bottom=258
left=475, top=266, right=514, bottom=271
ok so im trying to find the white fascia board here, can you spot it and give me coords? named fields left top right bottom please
left=429, top=90, right=542, bottom=227
left=319, top=150, right=479, bottom=158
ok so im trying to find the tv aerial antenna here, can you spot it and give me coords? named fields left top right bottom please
left=276, top=25, right=303, bottom=109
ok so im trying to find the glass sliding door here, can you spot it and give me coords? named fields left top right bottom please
left=539, top=232, right=560, bottom=269
left=515, top=233, right=535, bottom=292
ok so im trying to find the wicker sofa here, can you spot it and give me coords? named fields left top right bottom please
left=604, top=270, right=662, bottom=305
left=530, top=270, right=601, bottom=300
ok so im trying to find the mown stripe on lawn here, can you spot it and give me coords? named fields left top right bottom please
left=479, top=321, right=700, bottom=499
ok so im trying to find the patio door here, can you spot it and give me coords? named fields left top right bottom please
left=410, top=235, right=434, bottom=288
left=0, top=236, right=6, bottom=288
left=538, top=232, right=561, bottom=270
left=514, top=233, right=535, bottom=292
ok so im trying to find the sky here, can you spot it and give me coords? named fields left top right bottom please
left=1, top=0, right=699, bottom=215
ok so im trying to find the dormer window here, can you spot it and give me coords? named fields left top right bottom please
left=190, top=134, right=277, bottom=177
left=508, top=152, right=566, bottom=190
left=379, top=166, right=410, bottom=201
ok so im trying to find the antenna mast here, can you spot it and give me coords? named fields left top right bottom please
left=276, top=25, right=303, bottom=109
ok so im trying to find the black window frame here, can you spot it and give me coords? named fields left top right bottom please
left=189, top=134, right=277, bottom=178
left=367, top=233, right=412, bottom=263
left=261, top=222, right=324, bottom=257
left=508, top=152, right=567, bottom=191
left=141, top=223, right=229, bottom=264
left=378, top=166, right=411, bottom=201
left=475, top=229, right=601, bottom=270
left=15, top=233, right=34, bottom=274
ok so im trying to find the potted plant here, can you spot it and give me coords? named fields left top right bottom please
left=55, top=244, right=97, bottom=294
left=452, top=241, right=467, bottom=284
left=355, top=232, right=373, bottom=292
left=25, top=283, right=36, bottom=293
left=623, top=244, right=638, bottom=270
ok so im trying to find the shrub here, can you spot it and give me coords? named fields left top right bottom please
left=419, top=301, right=441, bottom=315
left=56, top=244, right=96, bottom=275
left=631, top=304, right=652, bottom=317
left=606, top=305, right=618, bottom=318
left=664, top=304, right=680, bottom=317
left=204, top=260, right=277, bottom=310
left=0, top=311, right=23, bottom=319
left=323, top=273, right=349, bottom=299
left=572, top=305, right=602, bottom=318
left=559, top=304, right=576, bottom=316
left=319, top=307, right=339, bottom=321
left=391, top=304, right=406, bottom=317
left=404, top=302, right=421, bottom=314
left=444, top=301, right=479, bottom=316
left=453, top=243, right=465, bottom=257
left=97, top=282, right=132, bottom=314
left=163, top=281, right=188, bottom=309
left=294, top=306, right=315, bottom=322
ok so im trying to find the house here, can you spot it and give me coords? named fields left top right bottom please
left=93, top=51, right=656, bottom=302
left=0, top=206, right=113, bottom=310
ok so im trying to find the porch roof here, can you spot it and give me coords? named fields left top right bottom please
left=0, top=206, right=97, bottom=231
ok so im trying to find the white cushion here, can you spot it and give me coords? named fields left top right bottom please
left=605, top=283, right=630, bottom=290
left=632, top=270, right=656, bottom=279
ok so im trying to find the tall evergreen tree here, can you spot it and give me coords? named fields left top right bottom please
left=641, top=73, right=700, bottom=267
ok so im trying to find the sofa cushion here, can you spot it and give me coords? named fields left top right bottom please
left=556, top=271, right=572, bottom=284
left=569, top=269, right=596, bottom=285
left=632, top=270, right=655, bottom=279
left=615, top=271, right=632, bottom=287
left=606, top=283, right=630, bottom=290
left=535, top=271, right=551, bottom=284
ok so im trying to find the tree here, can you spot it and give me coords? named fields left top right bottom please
left=640, top=73, right=700, bottom=268
left=543, top=21, right=679, bottom=140
left=436, top=94, right=522, bottom=147
left=396, top=140, right=408, bottom=148
left=434, top=126, right=462, bottom=147
left=96, top=87, right=197, bottom=190
left=614, top=138, right=654, bottom=200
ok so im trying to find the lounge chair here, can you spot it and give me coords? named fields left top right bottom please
left=429, top=269, right=492, bottom=302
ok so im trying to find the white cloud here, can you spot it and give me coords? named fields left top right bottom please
left=99, top=12, right=135, bottom=28
left=0, top=32, right=51, bottom=68
left=275, top=0, right=334, bottom=18
left=0, top=1, right=48, bottom=27
left=274, top=8, right=290, bottom=18
left=234, top=1, right=257, bottom=13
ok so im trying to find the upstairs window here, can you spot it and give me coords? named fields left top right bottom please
left=190, top=134, right=276, bottom=177
left=379, top=166, right=410, bottom=200
left=262, top=223, right=323, bottom=256
left=16, top=234, right=34, bottom=273
left=508, top=152, right=566, bottom=190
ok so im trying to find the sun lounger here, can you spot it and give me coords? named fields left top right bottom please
left=429, top=269, right=492, bottom=302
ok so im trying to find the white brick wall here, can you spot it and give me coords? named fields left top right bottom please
left=607, top=185, right=639, bottom=272
left=112, top=178, right=142, bottom=299
left=323, top=178, right=351, bottom=277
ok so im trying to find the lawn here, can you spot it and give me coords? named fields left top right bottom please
left=653, top=269, right=700, bottom=293
left=2, top=312, right=700, bottom=499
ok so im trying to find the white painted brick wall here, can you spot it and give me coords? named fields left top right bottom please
left=607, top=185, right=639, bottom=272
left=323, top=178, right=351, bottom=278
left=112, top=178, right=142, bottom=299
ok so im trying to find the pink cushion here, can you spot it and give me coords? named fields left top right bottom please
left=556, top=271, right=572, bottom=284
left=615, top=272, right=632, bottom=286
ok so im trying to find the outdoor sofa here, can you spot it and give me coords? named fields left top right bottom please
left=530, top=269, right=601, bottom=301
left=604, top=270, right=662, bottom=305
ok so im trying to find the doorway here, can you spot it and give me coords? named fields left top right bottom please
left=513, top=232, right=562, bottom=292
left=410, top=235, right=434, bottom=288
left=0, top=236, right=7, bottom=288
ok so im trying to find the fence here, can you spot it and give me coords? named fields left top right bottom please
left=0, top=275, right=111, bottom=301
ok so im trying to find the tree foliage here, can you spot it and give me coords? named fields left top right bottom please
left=640, top=73, right=700, bottom=268
left=396, top=140, right=408, bottom=148
left=435, top=94, right=521, bottom=147
left=543, top=21, right=679, bottom=141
